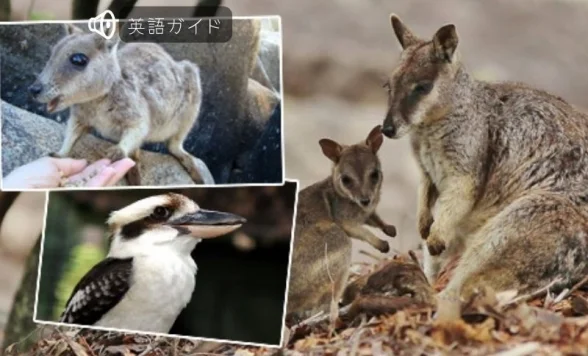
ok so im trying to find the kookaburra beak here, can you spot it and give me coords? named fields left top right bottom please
left=168, top=209, right=246, bottom=239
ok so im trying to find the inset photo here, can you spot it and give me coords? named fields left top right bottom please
left=34, top=182, right=296, bottom=346
left=1, top=16, right=282, bottom=189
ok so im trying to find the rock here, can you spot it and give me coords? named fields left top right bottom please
left=1, top=101, right=214, bottom=186
left=235, top=102, right=283, bottom=184
left=158, top=19, right=266, bottom=183
left=259, top=30, right=281, bottom=93
left=0, top=19, right=282, bottom=184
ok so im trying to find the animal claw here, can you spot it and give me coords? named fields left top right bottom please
left=383, top=224, right=397, bottom=237
left=48, top=152, right=65, bottom=158
left=378, top=240, right=390, bottom=253
left=427, top=235, right=446, bottom=256
left=105, top=147, right=126, bottom=162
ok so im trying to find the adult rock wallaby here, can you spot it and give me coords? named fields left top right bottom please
left=382, top=14, right=588, bottom=319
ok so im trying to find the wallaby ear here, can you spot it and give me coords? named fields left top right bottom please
left=95, top=35, right=120, bottom=53
left=107, top=36, right=121, bottom=52
left=319, top=139, right=343, bottom=163
left=390, top=14, right=419, bottom=49
left=433, top=24, right=458, bottom=62
left=64, top=23, right=84, bottom=36
left=366, top=125, right=383, bottom=153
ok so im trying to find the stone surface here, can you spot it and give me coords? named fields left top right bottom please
left=0, top=20, right=282, bottom=184
left=234, top=102, right=282, bottom=184
left=1, top=101, right=213, bottom=186
left=259, top=30, right=281, bottom=92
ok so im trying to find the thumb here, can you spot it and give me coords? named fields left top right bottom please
left=52, top=158, right=89, bottom=176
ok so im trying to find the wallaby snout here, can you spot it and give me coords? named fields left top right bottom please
left=381, top=124, right=396, bottom=138
left=360, top=197, right=371, bottom=207
left=28, top=81, right=43, bottom=97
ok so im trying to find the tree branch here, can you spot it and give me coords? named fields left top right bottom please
left=107, top=0, right=139, bottom=19
left=72, top=0, right=101, bottom=19
left=0, top=0, right=10, bottom=21
left=193, top=0, right=222, bottom=17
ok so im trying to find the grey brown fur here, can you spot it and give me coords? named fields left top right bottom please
left=30, top=24, right=205, bottom=185
left=382, top=15, right=588, bottom=319
left=286, top=126, right=397, bottom=320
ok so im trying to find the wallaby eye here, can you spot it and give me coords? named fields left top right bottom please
left=152, top=206, right=171, bottom=220
left=69, top=53, right=89, bottom=67
left=412, top=82, right=433, bottom=95
left=341, top=175, right=353, bottom=187
left=370, top=170, right=380, bottom=183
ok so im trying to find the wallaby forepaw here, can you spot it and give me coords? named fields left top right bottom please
left=383, top=224, right=397, bottom=237
left=126, top=165, right=142, bottom=186
left=105, top=146, right=126, bottom=162
left=426, top=235, right=446, bottom=256
left=378, top=240, right=390, bottom=253
left=418, top=216, right=433, bottom=239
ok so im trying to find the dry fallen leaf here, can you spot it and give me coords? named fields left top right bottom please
left=234, top=349, right=256, bottom=356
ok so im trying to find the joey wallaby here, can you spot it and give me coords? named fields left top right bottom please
left=286, top=125, right=397, bottom=321
left=28, top=24, right=205, bottom=185
left=382, top=14, right=588, bottom=319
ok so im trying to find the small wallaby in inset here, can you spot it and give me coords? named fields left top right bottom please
left=29, top=24, right=205, bottom=185
left=382, top=14, right=588, bottom=319
left=286, top=125, right=397, bottom=321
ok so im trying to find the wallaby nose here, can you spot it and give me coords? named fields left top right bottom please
left=28, top=82, right=43, bottom=97
left=381, top=125, right=396, bottom=138
left=360, top=198, right=371, bottom=206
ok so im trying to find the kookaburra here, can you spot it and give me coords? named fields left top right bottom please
left=59, top=193, right=246, bottom=333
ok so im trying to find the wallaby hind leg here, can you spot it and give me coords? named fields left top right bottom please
left=287, top=223, right=352, bottom=318
left=437, top=192, right=588, bottom=320
left=167, top=109, right=204, bottom=184
left=168, top=136, right=204, bottom=184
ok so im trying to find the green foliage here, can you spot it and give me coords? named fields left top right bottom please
left=53, top=243, right=106, bottom=319
left=37, top=195, right=81, bottom=321
left=0, top=0, right=10, bottom=21
left=28, top=12, right=54, bottom=20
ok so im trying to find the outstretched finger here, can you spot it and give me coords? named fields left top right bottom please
left=52, top=158, right=89, bottom=176
left=84, top=166, right=117, bottom=187
left=67, top=159, right=111, bottom=182
left=105, top=159, right=136, bottom=186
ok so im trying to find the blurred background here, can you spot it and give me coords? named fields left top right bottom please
left=35, top=185, right=296, bottom=345
left=2, top=0, right=588, bottom=350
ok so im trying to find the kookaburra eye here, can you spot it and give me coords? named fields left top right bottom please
left=152, top=206, right=170, bottom=219
left=413, top=82, right=433, bottom=95
left=69, top=53, right=89, bottom=67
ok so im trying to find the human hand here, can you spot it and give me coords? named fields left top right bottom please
left=63, top=158, right=136, bottom=188
left=2, top=157, right=135, bottom=189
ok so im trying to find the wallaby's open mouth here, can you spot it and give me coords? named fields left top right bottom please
left=47, top=96, right=61, bottom=113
